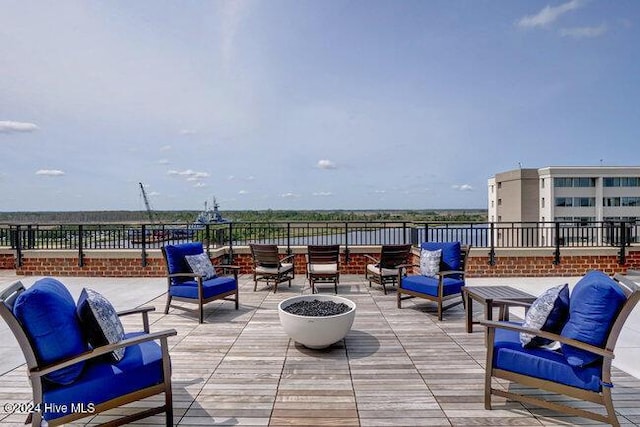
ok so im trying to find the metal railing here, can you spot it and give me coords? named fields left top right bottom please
left=1, top=220, right=638, bottom=267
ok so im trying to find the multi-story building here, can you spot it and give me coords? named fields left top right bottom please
left=488, top=166, right=640, bottom=245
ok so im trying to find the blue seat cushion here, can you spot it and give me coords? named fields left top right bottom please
left=401, top=274, right=464, bottom=297
left=169, top=275, right=237, bottom=299
left=493, top=324, right=603, bottom=392
left=13, top=278, right=88, bottom=385
left=42, top=332, right=164, bottom=421
left=164, top=242, right=205, bottom=283
left=420, top=242, right=461, bottom=272
left=560, top=270, right=626, bottom=367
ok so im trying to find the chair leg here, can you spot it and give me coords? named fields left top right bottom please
left=603, top=386, right=620, bottom=427
left=199, top=303, right=204, bottom=324
left=164, top=295, right=172, bottom=314
left=397, top=291, right=402, bottom=308
left=235, top=289, right=239, bottom=309
left=437, top=299, right=443, bottom=321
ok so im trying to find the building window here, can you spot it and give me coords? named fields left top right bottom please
left=604, top=197, right=621, bottom=207
left=555, top=197, right=573, bottom=207
left=541, top=179, right=545, bottom=189
left=497, top=198, right=502, bottom=206
left=576, top=197, right=595, bottom=207
left=622, top=197, right=640, bottom=207
left=497, top=182, right=502, bottom=189
left=554, top=177, right=596, bottom=187
left=604, top=177, right=640, bottom=187
left=541, top=197, right=545, bottom=208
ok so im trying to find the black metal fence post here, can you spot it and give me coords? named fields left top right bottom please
left=488, top=222, right=496, bottom=266
left=553, top=222, right=561, bottom=265
left=78, top=225, right=84, bottom=267
left=618, top=221, right=627, bottom=265
left=14, top=225, right=23, bottom=268
left=402, top=222, right=408, bottom=244
left=286, top=222, right=291, bottom=255
left=410, top=225, right=419, bottom=246
left=205, top=224, right=211, bottom=256
left=141, top=224, right=147, bottom=267
left=344, top=222, right=350, bottom=264
left=227, top=222, right=234, bottom=264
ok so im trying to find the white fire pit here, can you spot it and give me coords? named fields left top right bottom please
left=278, top=295, right=356, bottom=349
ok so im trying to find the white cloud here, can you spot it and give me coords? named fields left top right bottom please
left=238, top=190, right=249, bottom=195
left=452, top=184, right=473, bottom=191
left=517, top=0, right=583, bottom=29
left=194, top=182, right=207, bottom=188
left=227, top=175, right=235, bottom=180
left=35, top=169, right=65, bottom=177
left=158, top=159, right=169, bottom=165
left=0, top=121, right=39, bottom=134
left=167, top=169, right=209, bottom=178
left=317, top=159, right=337, bottom=169
left=160, top=145, right=172, bottom=151
left=312, top=191, right=333, bottom=196
left=281, top=192, right=300, bottom=199
left=559, top=24, right=607, bottom=38
left=179, top=129, right=197, bottom=135
left=148, top=191, right=160, bottom=197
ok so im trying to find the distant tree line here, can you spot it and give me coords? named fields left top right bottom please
left=0, top=209, right=487, bottom=224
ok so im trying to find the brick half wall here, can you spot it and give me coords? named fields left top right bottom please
left=3, top=246, right=639, bottom=278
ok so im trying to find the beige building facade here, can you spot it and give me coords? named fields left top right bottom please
left=489, top=166, right=640, bottom=223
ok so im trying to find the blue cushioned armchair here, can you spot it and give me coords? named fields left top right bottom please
left=162, top=242, right=239, bottom=323
left=0, top=278, right=176, bottom=426
left=397, top=242, right=470, bottom=320
left=483, top=271, right=640, bottom=426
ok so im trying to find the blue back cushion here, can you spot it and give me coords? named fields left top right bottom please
left=421, top=242, right=461, bottom=271
left=561, top=270, right=626, bottom=367
left=13, top=278, right=88, bottom=385
left=164, top=242, right=204, bottom=282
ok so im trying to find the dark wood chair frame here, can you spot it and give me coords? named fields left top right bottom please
left=364, top=244, right=413, bottom=295
left=0, top=281, right=177, bottom=427
left=161, top=247, right=240, bottom=324
left=306, top=244, right=340, bottom=294
left=250, top=243, right=295, bottom=293
left=397, top=245, right=470, bottom=321
left=482, top=273, right=640, bottom=427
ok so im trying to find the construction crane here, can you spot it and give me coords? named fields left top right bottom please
left=139, top=182, right=156, bottom=224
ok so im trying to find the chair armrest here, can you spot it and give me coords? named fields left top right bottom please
left=117, top=306, right=155, bottom=317
left=214, top=264, right=240, bottom=270
left=280, top=254, right=295, bottom=264
left=438, top=270, right=465, bottom=278
left=168, top=272, right=198, bottom=279
left=117, top=306, right=155, bottom=333
left=481, top=320, right=614, bottom=359
left=363, top=254, right=379, bottom=263
left=31, top=329, right=178, bottom=378
left=397, top=263, right=419, bottom=269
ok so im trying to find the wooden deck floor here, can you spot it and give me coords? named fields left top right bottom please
left=2, top=274, right=640, bottom=426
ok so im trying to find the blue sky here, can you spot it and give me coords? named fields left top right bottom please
left=1, top=0, right=638, bottom=212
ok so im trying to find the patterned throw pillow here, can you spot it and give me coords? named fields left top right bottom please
left=420, top=249, right=442, bottom=278
left=185, top=252, right=216, bottom=280
left=77, top=288, right=126, bottom=362
left=520, top=283, right=570, bottom=348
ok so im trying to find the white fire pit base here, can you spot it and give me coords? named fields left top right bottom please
left=278, top=295, right=356, bottom=349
